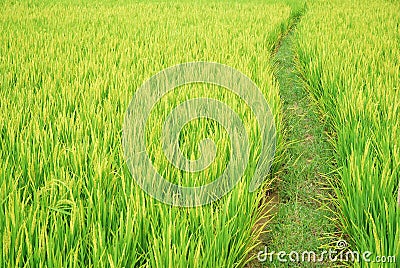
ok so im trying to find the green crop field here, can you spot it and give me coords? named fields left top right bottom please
left=0, top=0, right=398, bottom=267
left=295, top=0, right=400, bottom=265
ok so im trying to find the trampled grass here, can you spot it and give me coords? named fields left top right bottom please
left=0, top=1, right=294, bottom=266
left=295, top=0, right=400, bottom=265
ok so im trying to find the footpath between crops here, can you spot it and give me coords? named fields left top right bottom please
left=247, top=13, right=336, bottom=268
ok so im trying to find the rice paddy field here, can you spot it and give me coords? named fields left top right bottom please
left=0, top=0, right=398, bottom=267
left=295, top=0, right=400, bottom=265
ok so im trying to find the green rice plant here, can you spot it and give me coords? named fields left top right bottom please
left=0, top=0, right=296, bottom=266
left=295, top=0, right=399, bottom=266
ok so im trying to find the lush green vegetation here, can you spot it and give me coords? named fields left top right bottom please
left=0, top=1, right=295, bottom=266
left=1, top=0, right=398, bottom=267
left=295, top=0, right=400, bottom=265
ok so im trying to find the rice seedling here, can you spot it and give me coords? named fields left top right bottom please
left=295, top=0, right=400, bottom=266
left=0, top=0, right=296, bottom=266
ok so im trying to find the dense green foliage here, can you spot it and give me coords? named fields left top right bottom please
left=0, top=1, right=292, bottom=267
left=1, top=0, right=398, bottom=267
left=296, top=0, right=400, bottom=266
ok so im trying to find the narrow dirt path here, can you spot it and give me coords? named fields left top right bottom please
left=266, top=28, right=335, bottom=267
left=250, top=26, right=337, bottom=267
